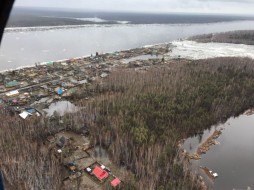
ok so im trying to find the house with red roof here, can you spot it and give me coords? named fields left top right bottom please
left=111, top=178, right=121, bottom=188
left=92, top=166, right=109, bottom=182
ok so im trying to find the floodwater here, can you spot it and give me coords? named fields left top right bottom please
left=184, top=112, right=254, bottom=190
left=170, top=40, right=254, bottom=60
left=43, top=101, right=78, bottom=116
left=122, top=54, right=162, bottom=64
left=1, top=20, right=254, bottom=70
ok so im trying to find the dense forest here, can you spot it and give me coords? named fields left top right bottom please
left=189, top=30, right=254, bottom=45
left=2, top=57, right=254, bottom=189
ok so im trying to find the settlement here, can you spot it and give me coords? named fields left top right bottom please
left=0, top=43, right=174, bottom=189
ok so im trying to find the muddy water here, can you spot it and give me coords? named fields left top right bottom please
left=184, top=112, right=254, bottom=189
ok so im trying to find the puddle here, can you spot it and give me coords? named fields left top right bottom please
left=184, top=112, right=254, bottom=189
left=122, top=54, right=162, bottom=64
left=43, top=101, right=78, bottom=116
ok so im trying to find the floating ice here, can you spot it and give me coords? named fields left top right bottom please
left=117, top=21, right=130, bottom=24
left=170, top=40, right=254, bottom=60
left=76, top=17, right=108, bottom=23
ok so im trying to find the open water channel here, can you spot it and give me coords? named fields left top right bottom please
left=184, top=111, right=254, bottom=190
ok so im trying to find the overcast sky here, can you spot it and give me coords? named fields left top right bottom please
left=14, top=0, right=254, bottom=15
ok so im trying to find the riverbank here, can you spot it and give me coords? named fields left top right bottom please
left=189, top=30, right=254, bottom=45
left=187, top=128, right=222, bottom=160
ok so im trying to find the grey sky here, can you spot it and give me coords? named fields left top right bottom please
left=14, top=0, right=254, bottom=15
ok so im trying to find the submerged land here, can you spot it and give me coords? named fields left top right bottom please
left=1, top=30, right=254, bottom=189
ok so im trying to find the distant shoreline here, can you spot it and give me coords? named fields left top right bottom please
left=7, top=7, right=254, bottom=28
left=189, top=30, right=254, bottom=45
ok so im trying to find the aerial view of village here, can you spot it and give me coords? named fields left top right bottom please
left=1, top=0, right=254, bottom=190
left=0, top=43, right=171, bottom=189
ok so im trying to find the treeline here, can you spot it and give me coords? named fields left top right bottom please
left=189, top=30, right=254, bottom=45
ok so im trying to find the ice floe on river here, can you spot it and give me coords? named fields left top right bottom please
left=170, top=40, right=254, bottom=60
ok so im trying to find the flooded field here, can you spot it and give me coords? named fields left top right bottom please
left=184, top=111, right=254, bottom=189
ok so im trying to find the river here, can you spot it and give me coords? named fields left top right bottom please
left=184, top=111, right=254, bottom=190
left=1, top=20, right=254, bottom=71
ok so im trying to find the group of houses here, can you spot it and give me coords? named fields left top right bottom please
left=48, top=132, right=123, bottom=189
left=0, top=44, right=169, bottom=120
left=0, top=44, right=171, bottom=189
left=85, top=163, right=122, bottom=188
